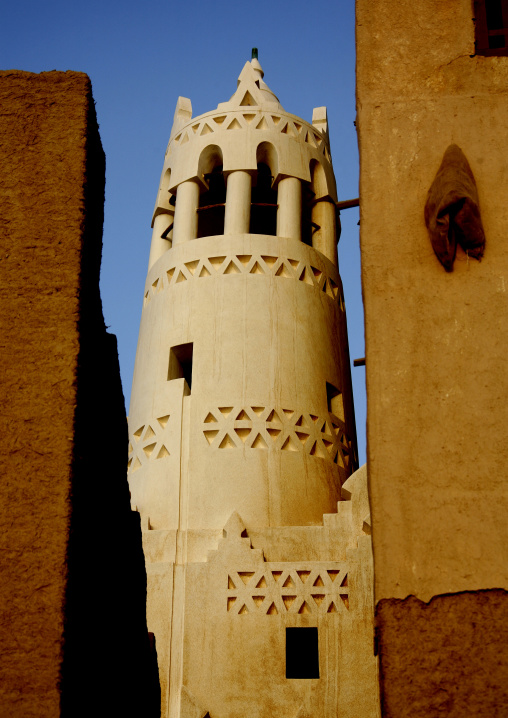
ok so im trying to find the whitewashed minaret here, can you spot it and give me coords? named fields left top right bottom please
left=128, top=53, right=378, bottom=718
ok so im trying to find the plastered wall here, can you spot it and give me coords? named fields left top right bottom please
left=356, top=1, right=508, bottom=715
left=0, top=71, right=158, bottom=718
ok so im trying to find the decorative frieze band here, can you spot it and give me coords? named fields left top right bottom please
left=226, top=564, right=349, bottom=616
left=170, top=110, right=330, bottom=161
left=203, top=406, right=354, bottom=470
left=144, top=252, right=344, bottom=309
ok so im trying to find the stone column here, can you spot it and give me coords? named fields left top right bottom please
left=224, top=170, right=251, bottom=234
left=172, top=180, right=199, bottom=245
left=277, top=176, right=301, bottom=241
left=148, top=213, right=173, bottom=270
left=312, top=199, right=337, bottom=265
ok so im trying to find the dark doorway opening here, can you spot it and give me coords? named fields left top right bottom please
left=286, top=627, right=319, bottom=679
left=168, top=342, right=194, bottom=391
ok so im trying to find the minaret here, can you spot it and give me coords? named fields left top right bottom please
left=128, top=55, right=377, bottom=718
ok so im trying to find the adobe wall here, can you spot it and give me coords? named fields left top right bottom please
left=356, top=2, right=508, bottom=715
left=0, top=71, right=158, bottom=717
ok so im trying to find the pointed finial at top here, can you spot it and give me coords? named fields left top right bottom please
left=251, top=47, right=258, bottom=59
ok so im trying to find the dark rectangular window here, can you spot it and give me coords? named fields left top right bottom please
left=286, top=627, right=319, bottom=679
left=326, top=382, right=344, bottom=421
left=475, top=0, right=508, bottom=55
left=168, top=342, right=193, bottom=390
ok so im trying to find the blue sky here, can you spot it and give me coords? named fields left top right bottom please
left=3, top=0, right=366, bottom=462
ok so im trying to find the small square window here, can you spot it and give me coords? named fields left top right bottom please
left=286, top=627, right=320, bottom=679
left=168, top=342, right=193, bottom=390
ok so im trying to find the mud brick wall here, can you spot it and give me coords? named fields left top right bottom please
left=0, top=71, right=159, bottom=718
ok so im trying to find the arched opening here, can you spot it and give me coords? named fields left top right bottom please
left=197, top=145, right=225, bottom=238
left=250, top=143, right=278, bottom=235
left=306, top=159, right=338, bottom=263
left=250, top=163, right=277, bottom=235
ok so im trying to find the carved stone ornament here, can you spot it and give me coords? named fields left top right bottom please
left=424, top=144, right=485, bottom=272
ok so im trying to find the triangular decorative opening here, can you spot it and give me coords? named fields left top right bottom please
left=251, top=406, right=264, bottom=416
left=267, top=428, right=281, bottom=441
left=243, top=113, right=256, bottom=124
left=299, top=266, right=314, bottom=285
left=282, top=575, right=295, bottom=588
left=167, top=267, right=175, bottom=282
left=297, top=570, right=311, bottom=583
left=236, top=409, right=250, bottom=420
left=266, top=603, right=278, bottom=615
left=236, top=254, right=252, bottom=266
left=240, top=90, right=257, bottom=107
left=271, top=115, right=281, bottom=125
left=249, top=261, right=264, bottom=275
left=128, top=443, right=133, bottom=454
left=256, top=576, right=267, bottom=588
left=156, top=445, right=170, bottom=459
left=200, top=123, right=213, bottom=135
left=313, top=133, right=322, bottom=147
left=144, top=425, right=156, bottom=440
left=184, top=260, right=199, bottom=275
left=310, top=414, right=319, bottom=423
left=275, top=262, right=291, bottom=278
left=251, top=433, right=268, bottom=449
left=204, top=430, right=219, bottom=445
left=227, top=597, right=237, bottom=612
left=180, top=132, right=189, bottom=144
left=152, top=278, right=159, bottom=291
left=282, top=409, right=294, bottom=419
left=256, top=116, right=269, bottom=130
left=133, top=426, right=144, bottom=440
left=219, top=433, right=236, bottom=449
left=253, top=595, right=264, bottom=607
left=328, top=570, right=340, bottom=582
left=288, top=258, right=299, bottom=269
left=311, top=266, right=323, bottom=280
left=327, top=601, right=338, bottom=613
left=132, top=457, right=142, bottom=472
left=191, top=124, right=200, bottom=134
left=340, top=574, right=348, bottom=587
left=228, top=575, right=236, bottom=589
left=204, top=412, right=218, bottom=423
left=199, top=265, right=211, bottom=277
left=219, top=407, right=233, bottom=416
left=334, top=449, right=345, bottom=467
left=239, top=604, right=249, bottom=614
left=310, top=440, right=327, bottom=458
left=295, top=431, right=310, bottom=445
left=295, top=415, right=309, bottom=428
left=174, top=133, right=182, bottom=143
left=340, top=594, right=350, bottom=610
left=325, top=280, right=335, bottom=299
left=239, top=572, right=255, bottom=585
left=209, top=256, right=226, bottom=271
left=227, top=117, right=242, bottom=130
left=312, top=594, right=325, bottom=607
left=127, top=458, right=132, bottom=469
left=299, top=601, right=311, bottom=614
left=261, top=255, right=277, bottom=268
left=294, top=122, right=303, bottom=134
left=328, top=278, right=338, bottom=298
left=213, top=115, right=227, bottom=125
left=313, top=575, right=325, bottom=587
left=267, top=409, right=283, bottom=423
left=281, top=436, right=299, bottom=452
left=322, top=438, right=334, bottom=452
left=224, top=260, right=241, bottom=274
left=272, top=571, right=283, bottom=582
left=176, top=270, right=187, bottom=283
left=283, top=596, right=296, bottom=610
left=157, top=415, right=170, bottom=428
left=235, top=428, right=251, bottom=443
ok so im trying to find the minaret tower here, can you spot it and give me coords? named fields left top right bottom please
left=128, top=54, right=377, bottom=718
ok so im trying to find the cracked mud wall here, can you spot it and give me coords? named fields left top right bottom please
left=356, top=1, right=508, bottom=715
left=0, top=71, right=159, bottom=718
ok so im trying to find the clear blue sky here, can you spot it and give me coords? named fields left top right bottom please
left=3, top=0, right=366, bottom=463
